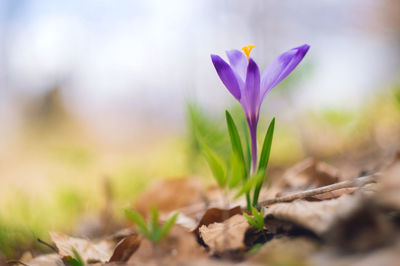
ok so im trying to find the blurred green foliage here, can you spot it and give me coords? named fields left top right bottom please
left=125, top=207, right=178, bottom=243
left=394, top=85, right=400, bottom=108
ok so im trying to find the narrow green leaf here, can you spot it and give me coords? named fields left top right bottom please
left=253, top=118, right=275, bottom=206
left=151, top=227, right=162, bottom=243
left=159, top=212, right=179, bottom=241
left=68, top=248, right=85, bottom=266
left=125, top=209, right=149, bottom=235
left=243, top=213, right=259, bottom=228
left=251, top=207, right=258, bottom=217
left=251, top=207, right=264, bottom=229
left=150, top=206, right=159, bottom=232
left=201, top=142, right=226, bottom=187
left=225, top=110, right=246, bottom=176
left=258, top=117, right=275, bottom=171
left=247, top=243, right=263, bottom=254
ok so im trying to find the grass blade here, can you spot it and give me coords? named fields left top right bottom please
left=125, top=209, right=149, bottom=236
left=159, top=212, right=179, bottom=241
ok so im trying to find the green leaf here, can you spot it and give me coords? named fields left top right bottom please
left=243, top=213, right=259, bottom=228
left=251, top=207, right=264, bottom=229
left=68, top=248, right=85, bottom=266
left=225, top=110, right=246, bottom=176
left=247, top=243, right=263, bottom=254
left=258, top=117, right=275, bottom=171
left=253, top=118, right=275, bottom=206
left=226, top=110, right=251, bottom=210
left=234, top=171, right=264, bottom=199
left=159, top=212, right=179, bottom=241
left=125, top=209, right=149, bottom=236
left=149, top=206, right=159, bottom=232
left=201, top=142, right=226, bottom=187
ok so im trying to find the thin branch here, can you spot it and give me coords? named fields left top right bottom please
left=256, top=173, right=379, bottom=208
left=37, top=238, right=58, bottom=253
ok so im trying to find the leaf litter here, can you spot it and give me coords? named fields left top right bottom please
left=16, top=150, right=400, bottom=266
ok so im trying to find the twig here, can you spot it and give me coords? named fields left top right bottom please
left=256, top=173, right=379, bottom=208
left=37, top=238, right=58, bottom=253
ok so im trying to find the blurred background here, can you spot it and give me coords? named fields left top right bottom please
left=0, top=0, right=400, bottom=258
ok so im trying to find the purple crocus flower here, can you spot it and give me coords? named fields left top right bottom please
left=211, top=44, right=310, bottom=172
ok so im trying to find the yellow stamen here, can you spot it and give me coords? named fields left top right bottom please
left=241, top=45, right=255, bottom=61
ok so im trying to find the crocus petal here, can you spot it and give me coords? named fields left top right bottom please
left=226, top=49, right=247, bottom=81
left=211, top=54, right=241, bottom=101
left=260, top=44, right=310, bottom=100
left=244, top=58, right=260, bottom=120
left=244, top=58, right=260, bottom=171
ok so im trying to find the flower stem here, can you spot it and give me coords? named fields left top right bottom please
left=249, top=123, right=258, bottom=174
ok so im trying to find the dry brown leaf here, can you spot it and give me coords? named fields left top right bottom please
left=376, top=151, right=400, bottom=209
left=193, top=206, right=242, bottom=238
left=278, top=158, right=341, bottom=192
left=24, top=254, right=64, bottom=266
left=128, top=225, right=207, bottom=265
left=324, top=199, right=398, bottom=252
left=135, top=178, right=206, bottom=217
left=109, top=234, right=141, bottom=262
left=249, top=237, right=317, bottom=266
left=50, top=232, right=113, bottom=263
left=199, top=214, right=249, bottom=253
left=265, top=194, right=361, bottom=235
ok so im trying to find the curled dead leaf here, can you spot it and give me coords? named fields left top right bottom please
left=199, top=214, right=249, bottom=253
left=193, top=206, right=242, bottom=239
left=109, top=234, right=141, bottom=262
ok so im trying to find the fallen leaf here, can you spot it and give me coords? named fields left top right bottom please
left=128, top=225, right=207, bottom=265
left=109, top=234, right=141, bottom=262
left=278, top=158, right=341, bottom=192
left=264, top=194, right=361, bottom=235
left=324, top=199, right=398, bottom=252
left=24, top=254, right=64, bottom=266
left=135, top=178, right=206, bottom=217
left=193, top=206, right=242, bottom=239
left=50, top=232, right=113, bottom=264
left=199, top=214, right=249, bottom=253
left=249, top=237, right=317, bottom=266
left=376, top=151, right=400, bottom=210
